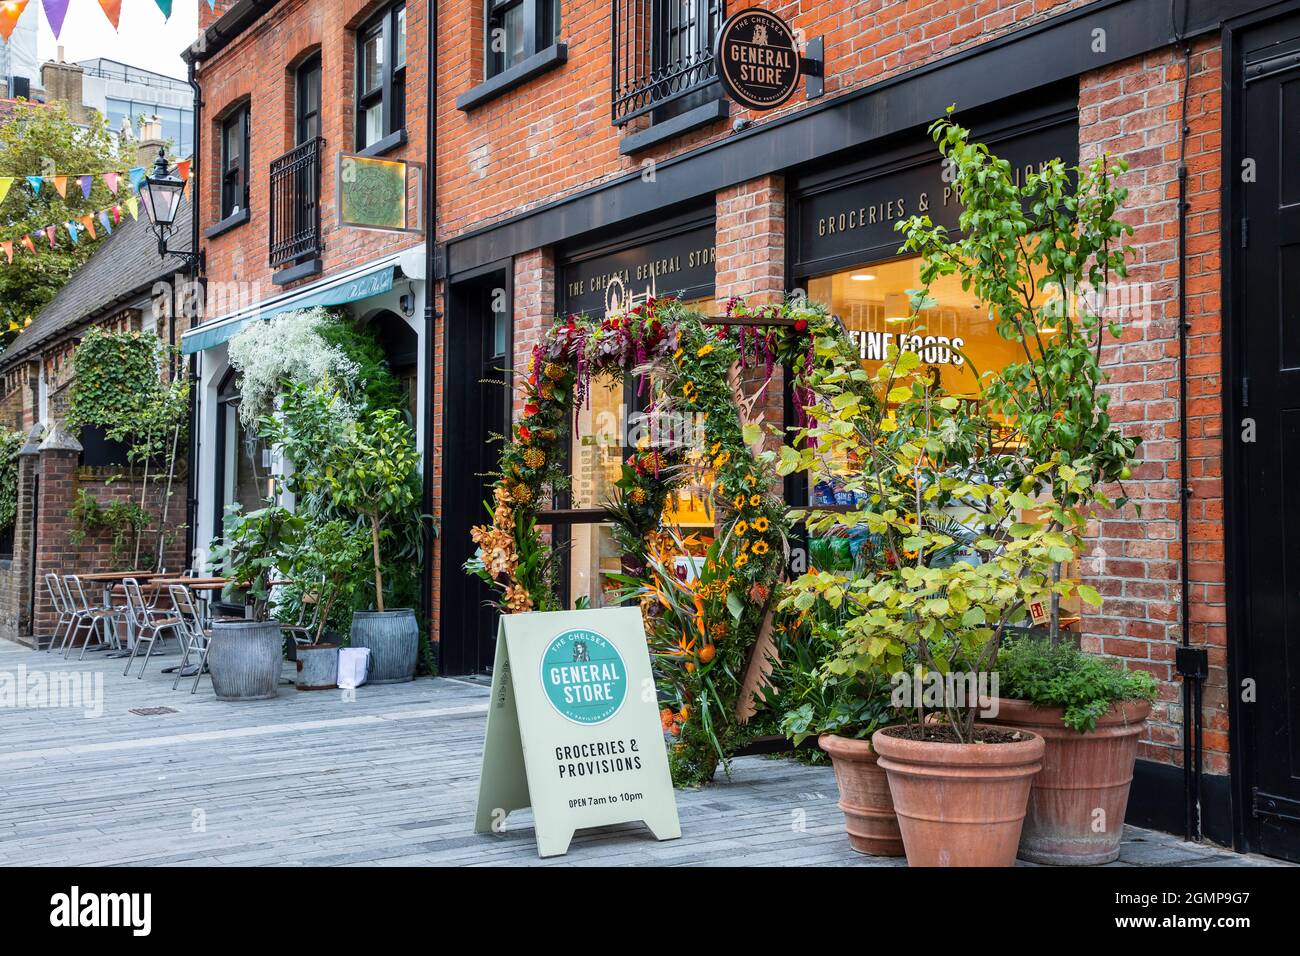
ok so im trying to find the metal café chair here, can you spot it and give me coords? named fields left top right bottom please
left=280, top=582, right=324, bottom=649
left=63, top=574, right=116, bottom=660
left=121, top=578, right=185, bottom=679
left=43, top=573, right=75, bottom=654
left=168, top=584, right=211, bottom=692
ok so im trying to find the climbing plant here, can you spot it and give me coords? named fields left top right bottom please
left=0, top=430, right=25, bottom=535
left=467, top=294, right=843, bottom=786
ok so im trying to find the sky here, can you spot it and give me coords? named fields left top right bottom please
left=35, top=0, right=200, bottom=80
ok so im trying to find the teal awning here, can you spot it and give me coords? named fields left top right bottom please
left=182, top=265, right=397, bottom=355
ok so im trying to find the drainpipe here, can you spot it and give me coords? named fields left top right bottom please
left=184, top=58, right=204, bottom=569
left=418, top=0, right=439, bottom=662
left=1171, top=20, right=1207, bottom=842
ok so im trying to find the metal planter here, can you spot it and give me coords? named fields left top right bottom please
left=349, top=609, right=418, bottom=684
left=207, top=620, right=284, bottom=701
left=295, top=643, right=339, bottom=691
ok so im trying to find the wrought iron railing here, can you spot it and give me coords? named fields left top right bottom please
left=268, top=137, right=325, bottom=268
left=611, top=0, right=724, bottom=125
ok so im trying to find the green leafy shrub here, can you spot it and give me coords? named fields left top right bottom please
left=0, top=430, right=24, bottom=534
left=997, top=636, right=1158, bottom=732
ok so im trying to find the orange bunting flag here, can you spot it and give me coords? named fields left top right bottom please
left=176, top=159, right=191, bottom=182
left=0, top=1, right=29, bottom=44
left=79, top=215, right=96, bottom=241
left=21, top=235, right=35, bottom=255
left=97, top=0, right=121, bottom=30
left=51, top=177, right=68, bottom=199
left=1, top=241, right=12, bottom=265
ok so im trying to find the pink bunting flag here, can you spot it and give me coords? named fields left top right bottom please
left=111, top=205, right=121, bottom=226
left=44, top=225, right=56, bottom=249
left=103, top=172, right=119, bottom=195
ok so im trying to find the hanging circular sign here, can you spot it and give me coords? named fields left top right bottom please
left=714, top=8, right=803, bottom=111
left=540, top=628, right=629, bottom=726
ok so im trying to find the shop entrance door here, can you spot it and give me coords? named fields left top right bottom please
left=1235, top=14, right=1300, bottom=862
left=441, top=270, right=511, bottom=676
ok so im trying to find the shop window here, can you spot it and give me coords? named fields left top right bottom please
left=220, top=106, right=250, bottom=219
left=357, top=3, right=407, bottom=151
left=485, top=0, right=560, bottom=79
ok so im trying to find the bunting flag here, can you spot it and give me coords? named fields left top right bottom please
left=125, top=195, right=139, bottom=220
left=44, top=225, right=55, bottom=249
left=128, top=167, right=146, bottom=191
left=103, top=172, right=119, bottom=195
left=0, top=178, right=10, bottom=205
left=20, top=235, right=34, bottom=255
left=97, top=0, right=121, bottom=30
left=154, top=0, right=171, bottom=18
left=42, top=0, right=69, bottom=39
left=65, top=221, right=79, bottom=245
left=78, top=175, right=93, bottom=200
left=176, top=159, right=191, bottom=182
left=79, top=215, right=96, bottom=241
left=0, top=241, right=11, bottom=266
left=0, top=1, right=30, bottom=44
left=25, top=177, right=42, bottom=196
left=98, top=210, right=112, bottom=235
left=51, top=177, right=67, bottom=199
left=110, top=205, right=121, bottom=226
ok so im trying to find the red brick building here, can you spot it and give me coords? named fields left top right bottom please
left=180, top=0, right=1299, bottom=862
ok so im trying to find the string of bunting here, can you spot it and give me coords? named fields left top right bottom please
left=0, top=163, right=191, bottom=265
left=0, top=1, right=216, bottom=42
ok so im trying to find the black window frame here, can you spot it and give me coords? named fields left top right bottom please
left=484, top=0, right=559, bottom=79
left=355, top=2, right=407, bottom=151
left=220, top=105, right=250, bottom=220
left=295, top=52, right=322, bottom=146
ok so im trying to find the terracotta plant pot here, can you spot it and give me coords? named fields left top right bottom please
left=818, top=734, right=904, bottom=856
left=872, top=725, right=1044, bottom=867
left=986, top=697, right=1151, bottom=865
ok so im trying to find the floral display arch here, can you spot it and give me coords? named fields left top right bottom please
left=468, top=294, right=852, bottom=785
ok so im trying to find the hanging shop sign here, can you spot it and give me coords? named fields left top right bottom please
left=560, top=220, right=715, bottom=316
left=792, top=117, right=1079, bottom=276
left=473, top=607, right=682, bottom=858
left=715, top=8, right=806, bottom=110
left=336, top=153, right=425, bottom=234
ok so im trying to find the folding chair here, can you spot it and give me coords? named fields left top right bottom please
left=122, top=578, right=185, bottom=679
left=168, top=585, right=211, bottom=692
left=280, top=582, right=324, bottom=649
left=43, top=572, right=75, bottom=654
left=63, top=575, right=116, bottom=660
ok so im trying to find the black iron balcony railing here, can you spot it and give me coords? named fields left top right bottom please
left=612, top=0, right=725, bottom=125
left=268, top=137, right=325, bottom=268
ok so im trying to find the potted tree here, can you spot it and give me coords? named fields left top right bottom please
left=289, top=519, right=368, bottom=691
left=208, top=505, right=304, bottom=701
left=988, top=637, right=1157, bottom=864
left=329, top=408, right=423, bottom=683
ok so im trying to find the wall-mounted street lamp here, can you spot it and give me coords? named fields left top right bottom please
left=142, top=147, right=204, bottom=271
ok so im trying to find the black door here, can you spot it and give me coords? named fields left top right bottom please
left=1236, top=17, right=1300, bottom=862
left=440, top=271, right=511, bottom=675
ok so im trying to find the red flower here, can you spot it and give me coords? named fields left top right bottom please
left=519, top=426, right=532, bottom=443
left=524, top=403, right=540, bottom=417
left=716, top=328, right=727, bottom=340
left=794, top=319, right=809, bottom=332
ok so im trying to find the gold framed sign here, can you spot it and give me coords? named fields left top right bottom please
left=336, top=153, right=425, bottom=234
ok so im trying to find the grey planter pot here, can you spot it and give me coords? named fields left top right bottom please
left=349, top=609, right=418, bottom=684
left=295, top=643, right=339, bottom=691
left=207, top=620, right=283, bottom=701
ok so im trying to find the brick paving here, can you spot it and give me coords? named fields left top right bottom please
left=0, top=637, right=1283, bottom=867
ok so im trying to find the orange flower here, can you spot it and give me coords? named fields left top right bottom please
left=660, top=707, right=675, bottom=731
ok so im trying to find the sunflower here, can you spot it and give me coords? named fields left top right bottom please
left=735, top=554, right=749, bottom=568
left=749, top=494, right=763, bottom=507
left=753, top=541, right=771, bottom=556
left=752, top=517, right=770, bottom=533
left=733, top=493, right=747, bottom=509
left=696, top=344, right=715, bottom=357
left=734, top=520, right=749, bottom=536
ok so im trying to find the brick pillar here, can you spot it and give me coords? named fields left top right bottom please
left=32, top=425, right=82, bottom=641
left=715, top=174, right=786, bottom=304
left=13, top=428, right=42, bottom=642
left=512, top=248, right=557, bottom=422
left=715, top=175, right=788, bottom=440
left=1077, top=39, right=1226, bottom=773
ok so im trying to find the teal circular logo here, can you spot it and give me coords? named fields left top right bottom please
left=540, top=629, right=628, bottom=725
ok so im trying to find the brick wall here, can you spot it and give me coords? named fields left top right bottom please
left=196, top=0, right=428, bottom=304
left=436, top=0, right=1092, bottom=246
left=0, top=448, right=39, bottom=644
left=1077, top=39, right=1226, bottom=773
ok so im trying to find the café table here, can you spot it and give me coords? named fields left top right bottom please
left=79, top=571, right=167, bottom=656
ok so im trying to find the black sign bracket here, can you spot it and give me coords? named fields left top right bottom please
left=802, top=37, right=825, bottom=100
